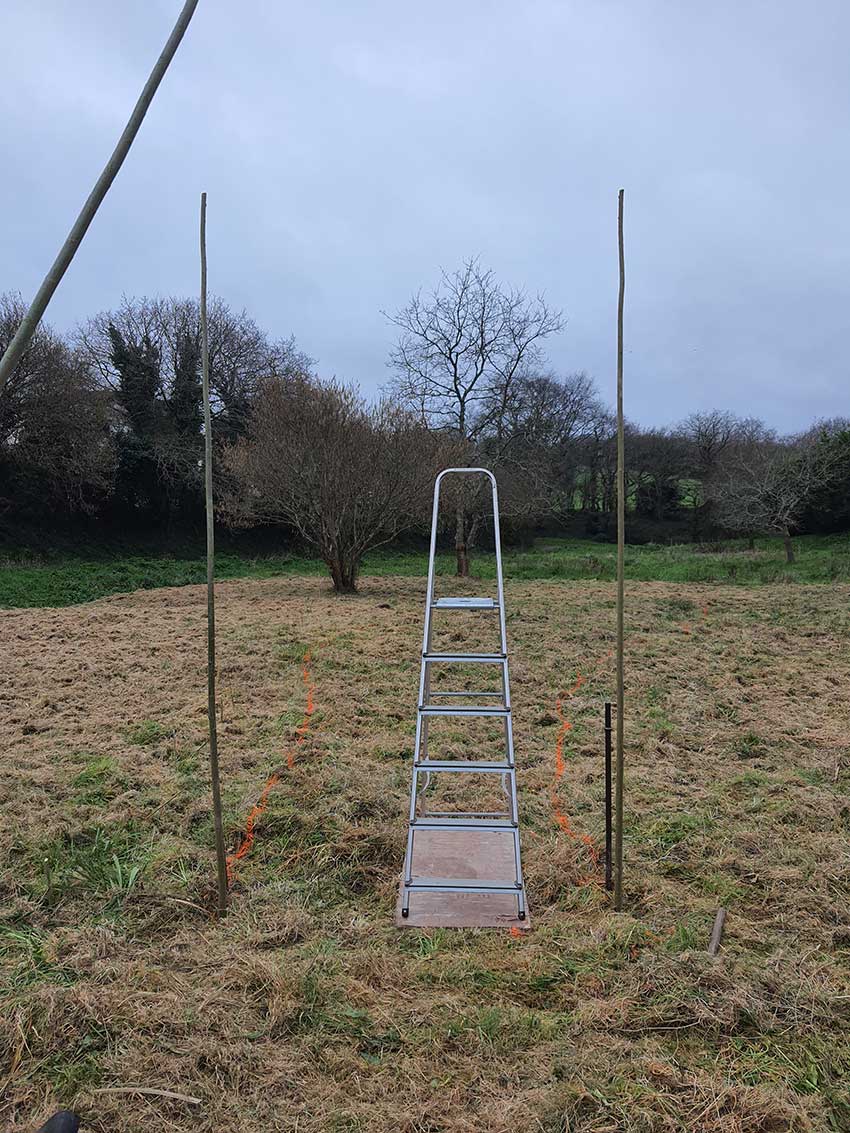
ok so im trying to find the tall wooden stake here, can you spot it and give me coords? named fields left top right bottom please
left=614, top=188, right=626, bottom=911
left=0, top=0, right=201, bottom=392
left=200, top=192, right=228, bottom=917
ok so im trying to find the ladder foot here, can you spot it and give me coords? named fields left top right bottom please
left=517, top=911, right=526, bottom=920
left=401, top=907, right=409, bottom=918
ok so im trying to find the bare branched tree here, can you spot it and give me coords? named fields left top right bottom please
left=627, top=428, right=691, bottom=522
left=386, top=258, right=563, bottom=574
left=680, top=410, right=774, bottom=486
left=681, top=409, right=741, bottom=477
left=490, top=371, right=605, bottom=520
left=222, top=378, right=456, bottom=592
left=709, top=436, right=840, bottom=562
left=676, top=410, right=776, bottom=536
left=0, top=292, right=113, bottom=514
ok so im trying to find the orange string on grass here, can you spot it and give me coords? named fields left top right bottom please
left=550, top=670, right=600, bottom=872
left=226, top=649, right=315, bottom=885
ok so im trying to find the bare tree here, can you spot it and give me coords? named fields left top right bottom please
left=680, top=409, right=741, bottom=477
left=627, top=428, right=690, bottom=522
left=493, top=371, right=604, bottom=521
left=577, top=408, right=618, bottom=515
left=709, top=437, right=837, bottom=562
left=0, top=293, right=113, bottom=515
left=222, top=378, right=455, bottom=592
left=386, top=258, right=563, bottom=574
left=677, top=410, right=775, bottom=535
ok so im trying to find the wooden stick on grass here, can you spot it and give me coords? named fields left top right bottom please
left=0, top=0, right=201, bottom=393
left=614, top=188, right=626, bottom=912
left=93, top=1087, right=201, bottom=1106
left=708, top=908, right=727, bottom=956
left=200, top=192, right=228, bottom=917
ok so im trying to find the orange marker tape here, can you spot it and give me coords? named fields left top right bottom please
left=226, top=649, right=315, bottom=884
left=550, top=671, right=600, bottom=872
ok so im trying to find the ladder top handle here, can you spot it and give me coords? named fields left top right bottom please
left=434, top=467, right=498, bottom=489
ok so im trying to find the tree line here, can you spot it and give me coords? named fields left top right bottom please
left=2, top=259, right=848, bottom=591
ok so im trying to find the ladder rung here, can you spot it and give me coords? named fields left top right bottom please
left=429, top=691, right=503, bottom=698
left=431, top=597, right=498, bottom=610
left=411, top=817, right=515, bottom=830
left=415, top=760, right=513, bottom=773
left=405, top=877, right=521, bottom=891
left=418, top=705, right=510, bottom=717
left=423, top=652, right=506, bottom=663
left=421, top=810, right=510, bottom=818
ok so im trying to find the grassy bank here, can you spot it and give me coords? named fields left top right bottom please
left=1, top=533, right=848, bottom=608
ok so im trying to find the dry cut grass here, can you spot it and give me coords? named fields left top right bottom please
left=1, top=575, right=849, bottom=1131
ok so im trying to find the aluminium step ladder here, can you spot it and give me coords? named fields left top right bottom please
left=399, top=468, right=527, bottom=924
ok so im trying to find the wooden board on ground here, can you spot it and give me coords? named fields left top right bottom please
left=395, top=828, right=530, bottom=930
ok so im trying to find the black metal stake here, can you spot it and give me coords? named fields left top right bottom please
left=604, top=701, right=613, bottom=891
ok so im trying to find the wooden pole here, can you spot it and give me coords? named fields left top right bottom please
left=614, top=188, right=626, bottom=911
left=200, top=192, right=228, bottom=917
left=0, top=0, right=201, bottom=393
left=708, top=908, right=727, bottom=956
left=604, top=701, right=613, bottom=891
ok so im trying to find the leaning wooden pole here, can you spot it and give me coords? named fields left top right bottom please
left=614, top=188, right=626, bottom=911
left=200, top=192, right=228, bottom=917
left=0, top=0, right=201, bottom=393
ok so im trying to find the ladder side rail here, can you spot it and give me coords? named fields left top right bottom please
left=421, top=472, right=444, bottom=656
left=488, top=471, right=509, bottom=658
left=417, top=475, right=443, bottom=771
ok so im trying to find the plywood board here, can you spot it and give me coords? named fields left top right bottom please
left=395, top=827, right=530, bottom=930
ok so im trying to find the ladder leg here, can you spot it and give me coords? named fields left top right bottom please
left=403, top=822, right=415, bottom=888
left=512, top=827, right=526, bottom=919
left=408, top=735, right=422, bottom=821
left=420, top=662, right=432, bottom=760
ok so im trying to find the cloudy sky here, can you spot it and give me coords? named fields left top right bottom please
left=2, top=1, right=848, bottom=431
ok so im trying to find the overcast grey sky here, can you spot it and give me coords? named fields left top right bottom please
left=2, top=1, right=848, bottom=431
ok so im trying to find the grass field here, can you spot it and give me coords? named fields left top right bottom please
left=1, top=533, right=850, bottom=608
left=1, top=569, right=848, bottom=1131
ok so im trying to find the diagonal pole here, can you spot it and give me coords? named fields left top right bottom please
left=0, top=0, right=201, bottom=392
left=200, top=192, right=228, bottom=917
left=614, top=188, right=626, bottom=911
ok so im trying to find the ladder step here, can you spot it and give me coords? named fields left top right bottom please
left=411, top=817, right=515, bottom=830
left=429, top=690, right=503, bottom=698
left=423, top=652, right=506, bottom=664
left=405, top=877, right=521, bottom=891
left=415, top=760, right=513, bottom=773
left=431, top=597, right=498, bottom=610
left=420, top=810, right=510, bottom=818
left=418, top=704, right=510, bottom=717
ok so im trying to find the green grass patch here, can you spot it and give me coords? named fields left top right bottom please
left=42, top=1026, right=110, bottom=1095
left=0, top=925, right=75, bottom=989
left=2, top=533, right=850, bottom=608
left=39, top=825, right=152, bottom=904
left=124, top=719, right=171, bottom=746
left=734, top=730, right=766, bottom=760
left=71, top=755, right=126, bottom=804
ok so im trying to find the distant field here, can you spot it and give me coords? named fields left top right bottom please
left=1, top=533, right=849, bottom=607
left=1, top=575, right=848, bottom=1130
